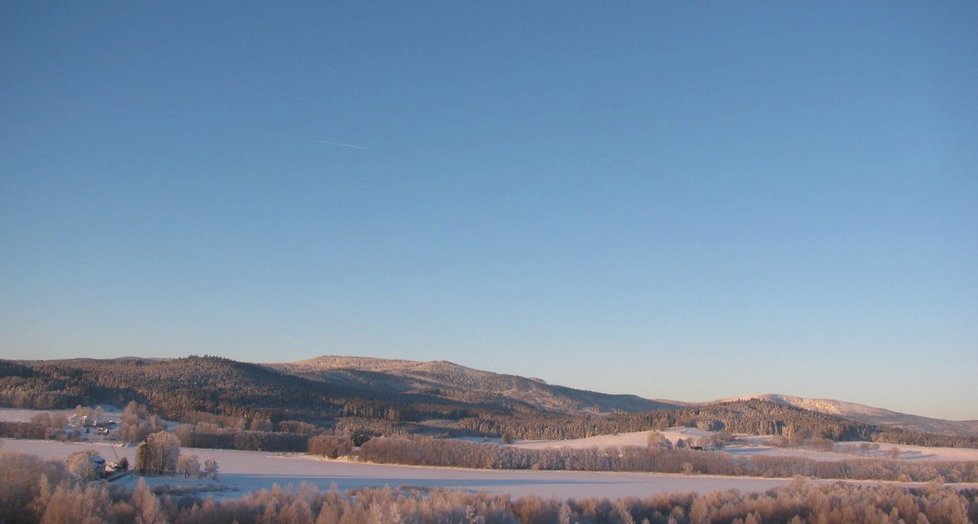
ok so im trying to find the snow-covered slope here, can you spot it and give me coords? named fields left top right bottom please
left=718, top=394, right=978, bottom=437
left=272, top=355, right=679, bottom=416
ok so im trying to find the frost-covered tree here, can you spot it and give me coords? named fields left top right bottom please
left=65, top=451, right=99, bottom=481
left=249, top=417, right=273, bottom=432
left=203, top=457, right=219, bottom=480
left=177, top=453, right=201, bottom=478
left=136, top=431, right=181, bottom=475
left=74, top=405, right=103, bottom=427
left=308, top=435, right=353, bottom=459
left=647, top=431, right=673, bottom=450
left=39, top=480, right=111, bottom=524
left=118, top=401, right=164, bottom=444
left=130, top=478, right=167, bottom=524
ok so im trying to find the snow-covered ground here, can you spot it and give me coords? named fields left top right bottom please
left=7, top=407, right=976, bottom=463
left=510, top=428, right=978, bottom=462
left=512, top=427, right=713, bottom=450
left=0, top=406, right=126, bottom=443
left=0, top=406, right=181, bottom=441
left=0, top=408, right=80, bottom=423
left=5, top=437, right=978, bottom=501
left=0, top=438, right=799, bottom=499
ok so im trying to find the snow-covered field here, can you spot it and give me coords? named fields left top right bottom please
left=6, top=406, right=976, bottom=463
left=5, top=437, right=978, bottom=501
left=511, top=428, right=978, bottom=463
left=0, top=438, right=794, bottom=499
left=513, top=427, right=714, bottom=450
left=0, top=408, right=80, bottom=423
left=6, top=404, right=978, bottom=502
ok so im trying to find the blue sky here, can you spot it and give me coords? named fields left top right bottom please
left=1, top=2, right=976, bottom=419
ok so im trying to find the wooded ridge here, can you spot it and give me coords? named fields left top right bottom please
left=2, top=355, right=976, bottom=449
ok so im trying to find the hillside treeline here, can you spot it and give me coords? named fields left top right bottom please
left=2, top=449, right=976, bottom=524
left=0, top=357, right=501, bottom=425
left=458, top=399, right=878, bottom=441
left=357, top=436, right=978, bottom=482
left=457, top=403, right=978, bottom=449
left=4, top=357, right=978, bottom=450
left=876, top=429, right=978, bottom=450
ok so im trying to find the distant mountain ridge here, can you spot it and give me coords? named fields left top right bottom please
left=271, top=355, right=678, bottom=416
left=715, top=393, right=978, bottom=438
left=274, top=357, right=977, bottom=437
left=2, top=355, right=975, bottom=442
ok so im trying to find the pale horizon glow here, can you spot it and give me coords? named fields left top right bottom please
left=1, top=3, right=976, bottom=421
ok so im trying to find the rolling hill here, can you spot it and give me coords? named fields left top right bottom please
left=272, top=355, right=678, bottom=416
left=717, top=394, right=978, bottom=438
left=0, top=355, right=677, bottom=437
left=2, top=355, right=975, bottom=446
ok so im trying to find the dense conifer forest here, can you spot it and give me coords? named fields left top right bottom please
left=2, top=356, right=977, bottom=452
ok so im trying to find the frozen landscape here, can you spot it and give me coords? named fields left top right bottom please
left=6, top=430, right=978, bottom=501
left=511, top=427, right=978, bottom=463
left=0, top=437, right=793, bottom=499
left=4, top=1, right=977, bottom=521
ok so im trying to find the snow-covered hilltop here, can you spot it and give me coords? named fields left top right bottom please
left=716, top=394, right=978, bottom=437
left=273, top=355, right=679, bottom=416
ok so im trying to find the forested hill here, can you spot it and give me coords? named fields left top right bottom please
left=0, top=355, right=671, bottom=427
left=456, top=399, right=878, bottom=441
left=272, top=355, right=676, bottom=415
left=2, top=355, right=976, bottom=448
left=0, top=356, right=517, bottom=424
left=715, top=393, right=978, bottom=438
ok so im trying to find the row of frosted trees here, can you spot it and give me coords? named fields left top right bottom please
left=355, top=436, right=978, bottom=482
left=135, top=430, right=218, bottom=479
left=2, top=450, right=975, bottom=524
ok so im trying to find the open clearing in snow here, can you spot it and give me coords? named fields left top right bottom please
left=510, top=428, right=978, bottom=462
left=0, top=438, right=788, bottom=499
left=5, top=438, right=978, bottom=500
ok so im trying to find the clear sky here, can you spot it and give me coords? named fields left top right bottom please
left=2, top=2, right=976, bottom=420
